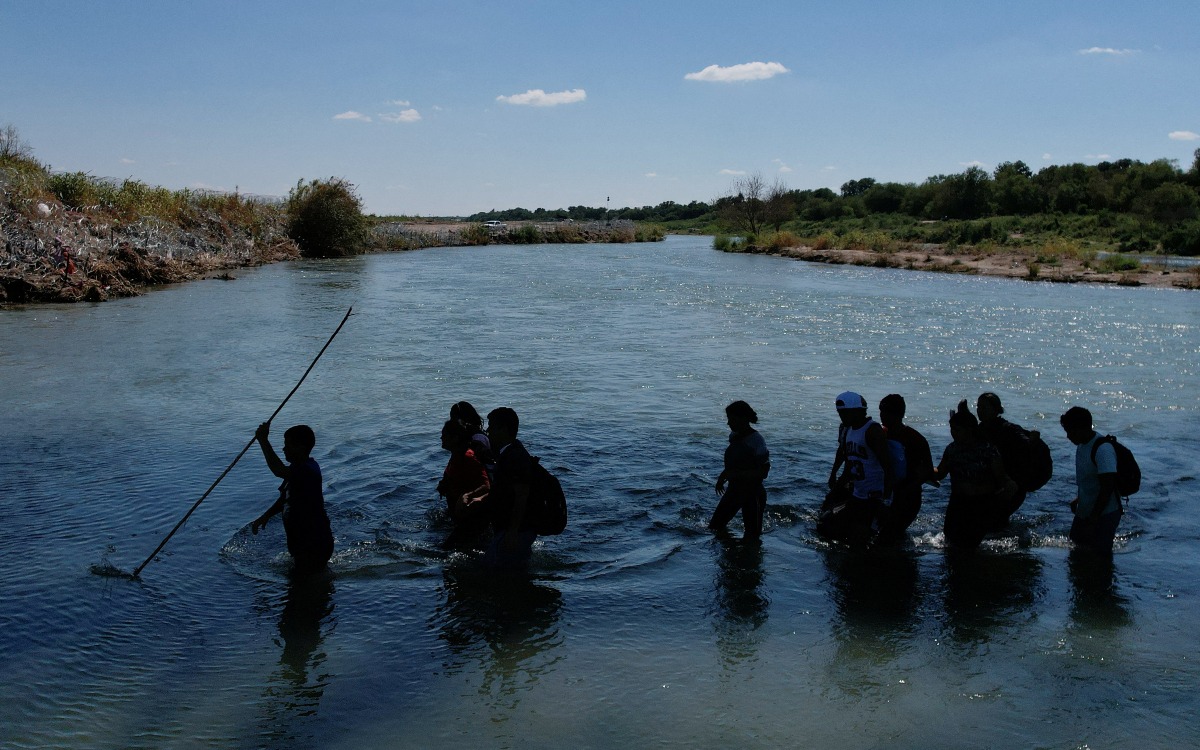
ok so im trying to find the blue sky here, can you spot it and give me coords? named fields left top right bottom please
left=3, top=1, right=1198, bottom=216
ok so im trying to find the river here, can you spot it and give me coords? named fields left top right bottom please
left=2, top=234, right=1198, bottom=748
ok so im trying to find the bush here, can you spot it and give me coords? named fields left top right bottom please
left=286, top=178, right=368, bottom=257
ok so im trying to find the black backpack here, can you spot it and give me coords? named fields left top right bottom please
left=1091, top=435, right=1141, bottom=501
left=530, top=456, right=567, bottom=536
left=996, top=420, right=1054, bottom=493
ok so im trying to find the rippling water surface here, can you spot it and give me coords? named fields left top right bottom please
left=3, top=235, right=1199, bottom=748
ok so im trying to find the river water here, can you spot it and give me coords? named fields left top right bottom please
left=2, top=235, right=1198, bottom=748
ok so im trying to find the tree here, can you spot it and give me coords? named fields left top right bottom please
left=715, top=172, right=772, bottom=236
left=1135, top=183, right=1200, bottom=225
left=286, top=177, right=369, bottom=257
left=927, top=167, right=992, bottom=219
left=0, top=124, right=34, bottom=163
left=840, top=177, right=877, bottom=198
left=862, top=182, right=909, bottom=214
left=764, top=178, right=795, bottom=230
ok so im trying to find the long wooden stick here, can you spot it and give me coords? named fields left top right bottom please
left=131, top=306, right=354, bottom=578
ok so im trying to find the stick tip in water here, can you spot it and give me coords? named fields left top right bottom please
left=89, top=562, right=139, bottom=580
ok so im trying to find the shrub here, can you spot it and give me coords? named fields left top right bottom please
left=763, top=230, right=801, bottom=250
left=286, top=177, right=368, bottom=257
left=1098, top=253, right=1141, bottom=273
left=507, top=225, right=541, bottom=244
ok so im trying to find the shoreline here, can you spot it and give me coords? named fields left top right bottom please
left=5, top=219, right=1197, bottom=305
left=734, top=241, right=1200, bottom=290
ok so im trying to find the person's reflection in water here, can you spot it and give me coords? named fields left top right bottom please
left=824, top=547, right=920, bottom=671
left=259, top=572, right=335, bottom=744
left=710, top=534, right=769, bottom=666
left=1068, top=548, right=1131, bottom=628
left=435, top=567, right=562, bottom=713
left=941, top=551, right=1042, bottom=645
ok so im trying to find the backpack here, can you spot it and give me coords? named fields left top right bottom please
left=995, top=420, right=1054, bottom=493
left=1091, top=435, right=1141, bottom=501
left=529, top=456, right=567, bottom=536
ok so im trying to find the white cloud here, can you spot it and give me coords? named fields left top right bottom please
left=379, top=109, right=421, bottom=123
left=1042, top=153, right=1053, bottom=160
left=389, top=99, right=411, bottom=106
left=685, top=61, right=789, bottom=82
left=774, top=158, right=793, bottom=173
left=960, top=160, right=986, bottom=168
left=1078, top=47, right=1136, bottom=56
left=822, top=166, right=837, bottom=171
left=719, top=169, right=747, bottom=175
left=1169, top=130, right=1200, bottom=141
left=120, top=157, right=136, bottom=165
left=644, top=172, right=658, bottom=178
left=496, top=88, right=587, bottom=107
left=1086, top=153, right=1112, bottom=160
left=334, top=110, right=372, bottom=122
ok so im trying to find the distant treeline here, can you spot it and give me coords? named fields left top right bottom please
left=467, top=151, right=1200, bottom=255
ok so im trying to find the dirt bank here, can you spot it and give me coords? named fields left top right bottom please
left=1, top=201, right=298, bottom=305
left=752, top=242, right=1200, bottom=290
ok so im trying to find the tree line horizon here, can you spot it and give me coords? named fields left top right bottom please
left=458, top=150, right=1200, bottom=255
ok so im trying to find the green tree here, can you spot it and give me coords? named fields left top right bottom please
left=927, top=166, right=992, bottom=219
left=1135, top=182, right=1200, bottom=225
left=862, top=182, right=909, bottom=214
left=286, top=177, right=368, bottom=257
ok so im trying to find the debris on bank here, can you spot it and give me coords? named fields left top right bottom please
left=1, top=200, right=298, bottom=305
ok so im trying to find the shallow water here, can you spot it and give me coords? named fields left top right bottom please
left=2, top=235, right=1198, bottom=748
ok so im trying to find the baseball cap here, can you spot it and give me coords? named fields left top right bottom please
left=835, top=391, right=866, bottom=410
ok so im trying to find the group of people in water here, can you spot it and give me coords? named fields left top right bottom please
left=249, top=392, right=1127, bottom=577
left=708, top=391, right=1126, bottom=557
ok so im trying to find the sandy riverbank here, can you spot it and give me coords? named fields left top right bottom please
left=750, top=242, right=1200, bottom=290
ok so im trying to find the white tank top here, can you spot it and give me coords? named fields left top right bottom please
left=841, top=418, right=886, bottom=499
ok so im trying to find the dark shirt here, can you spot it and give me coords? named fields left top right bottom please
left=490, top=439, right=536, bottom=531
left=280, top=458, right=333, bottom=560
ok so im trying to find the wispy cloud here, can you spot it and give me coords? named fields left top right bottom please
left=685, top=61, right=789, bottom=83
left=1078, top=47, right=1137, bottom=56
left=960, top=160, right=986, bottom=168
left=644, top=172, right=658, bottom=178
left=1086, top=153, right=1112, bottom=160
left=1042, top=153, right=1053, bottom=160
left=496, top=88, right=586, bottom=107
left=120, top=157, right=136, bottom=165
left=334, top=110, right=372, bottom=122
left=774, top=158, right=792, bottom=173
left=379, top=109, right=421, bottom=124
left=719, top=168, right=747, bottom=175
left=1169, top=130, right=1200, bottom=141
left=388, top=99, right=411, bottom=107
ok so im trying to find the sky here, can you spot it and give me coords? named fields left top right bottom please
left=2, top=1, right=1198, bottom=216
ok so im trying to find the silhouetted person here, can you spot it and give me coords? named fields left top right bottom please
left=932, top=405, right=1017, bottom=553
left=875, top=394, right=934, bottom=544
left=709, top=401, right=771, bottom=540
left=1060, top=406, right=1122, bottom=553
left=819, top=391, right=894, bottom=546
left=437, top=419, right=491, bottom=550
left=250, top=422, right=334, bottom=575
left=484, top=407, right=538, bottom=570
left=976, top=392, right=1046, bottom=527
left=451, top=400, right=493, bottom=466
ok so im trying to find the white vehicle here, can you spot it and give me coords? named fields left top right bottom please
left=483, top=220, right=506, bottom=229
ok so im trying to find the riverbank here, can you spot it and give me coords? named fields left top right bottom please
left=730, top=239, right=1200, bottom=290
left=0, top=211, right=663, bottom=305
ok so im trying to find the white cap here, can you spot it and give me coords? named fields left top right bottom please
left=835, top=391, right=866, bottom=410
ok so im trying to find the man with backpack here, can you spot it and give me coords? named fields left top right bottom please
left=484, top=407, right=540, bottom=570
left=1060, top=406, right=1123, bottom=553
left=976, top=392, right=1053, bottom=528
